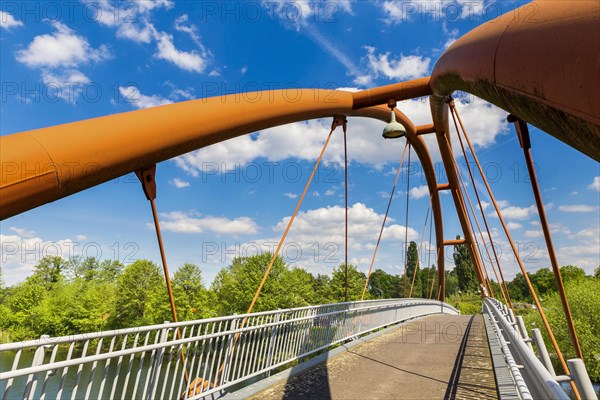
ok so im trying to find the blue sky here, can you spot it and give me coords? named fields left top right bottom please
left=1, top=0, right=599, bottom=286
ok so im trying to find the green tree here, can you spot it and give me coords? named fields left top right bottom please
left=523, top=278, right=600, bottom=381
left=368, top=269, right=401, bottom=299
left=33, top=256, right=68, bottom=289
left=211, top=253, right=290, bottom=315
left=172, top=263, right=213, bottom=320
left=331, top=264, right=366, bottom=301
left=453, top=236, right=478, bottom=293
left=559, top=265, right=586, bottom=283
left=312, top=274, right=334, bottom=304
left=404, top=241, right=421, bottom=297
left=445, top=269, right=459, bottom=297
left=113, top=259, right=166, bottom=326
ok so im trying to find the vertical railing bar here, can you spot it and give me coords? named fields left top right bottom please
left=97, top=336, right=116, bottom=400
left=188, top=324, right=206, bottom=396
left=56, top=342, right=75, bottom=400
left=120, top=332, right=140, bottom=400
left=140, top=330, right=161, bottom=400
left=39, top=343, right=59, bottom=400
left=233, top=320, right=249, bottom=382
left=84, top=337, right=104, bottom=400
left=212, top=321, right=228, bottom=385
left=171, top=325, right=193, bottom=400
left=198, top=322, right=218, bottom=396
left=250, top=316, right=266, bottom=375
left=110, top=333, right=129, bottom=400
left=3, top=348, right=22, bottom=400
left=222, top=317, right=239, bottom=384
left=70, top=339, right=90, bottom=400
left=179, top=324, right=199, bottom=400
left=149, top=323, right=170, bottom=400
left=130, top=331, right=151, bottom=400
left=24, top=342, right=47, bottom=400
left=159, top=326, right=179, bottom=400
left=244, top=320, right=260, bottom=378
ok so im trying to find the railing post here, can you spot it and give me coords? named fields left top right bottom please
left=23, top=335, right=50, bottom=400
left=222, top=315, right=239, bottom=384
left=567, top=359, right=598, bottom=400
left=148, top=321, right=170, bottom=400
left=265, top=311, right=281, bottom=376
left=516, top=316, right=534, bottom=351
left=531, top=328, right=556, bottom=377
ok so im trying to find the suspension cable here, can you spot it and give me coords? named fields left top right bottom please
left=426, top=207, right=434, bottom=298
left=402, top=144, right=412, bottom=297
left=440, top=133, right=489, bottom=294
left=344, top=120, right=349, bottom=302
left=454, top=163, right=496, bottom=298
left=409, top=199, right=431, bottom=298
left=207, top=118, right=342, bottom=392
left=510, top=115, right=583, bottom=361
left=448, top=101, right=513, bottom=308
left=361, top=142, right=409, bottom=300
left=449, top=103, right=579, bottom=398
left=448, top=110, right=507, bottom=301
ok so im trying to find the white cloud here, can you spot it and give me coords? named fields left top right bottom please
left=587, top=176, right=600, bottom=192
left=241, top=66, right=248, bottom=75
left=524, top=230, right=542, bottom=238
left=488, top=200, right=537, bottom=220
left=175, top=96, right=508, bottom=176
left=283, top=192, right=298, bottom=199
left=559, top=205, right=596, bottom=213
left=0, top=11, right=23, bottom=30
left=324, top=190, right=335, bottom=196
left=154, top=31, right=207, bottom=73
left=16, top=21, right=110, bottom=68
left=409, top=185, right=429, bottom=199
left=9, top=227, right=36, bottom=239
left=119, top=86, right=172, bottom=109
left=506, top=222, right=522, bottom=230
left=76, top=234, right=87, bottom=241
left=170, top=178, right=190, bottom=188
left=158, top=211, right=259, bottom=235
left=363, top=46, right=431, bottom=81
left=1, top=230, right=81, bottom=285
left=41, top=70, right=91, bottom=104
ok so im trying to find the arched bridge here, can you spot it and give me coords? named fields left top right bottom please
left=0, top=1, right=598, bottom=399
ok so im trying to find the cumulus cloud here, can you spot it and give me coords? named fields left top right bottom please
left=283, top=193, right=298, bottom=199
left=1, top=229, right=82, bottom=285
left=157, top=211, right=259, bottom=235
left=88, top=1, right=209, bottom=73
left=362, top=46, right=431, bottom=81
left=587, top=176, right=600, bottom=192
left=0, top=11, right=23, bottom=30
left=16, top=22, right=110, bottom=68
left=174, top=96, right=508, bottom=176
left=410, top=185, right=429, bottom=199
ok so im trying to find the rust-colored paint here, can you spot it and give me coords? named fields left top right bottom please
left=431, top=0, right=600, bottom=161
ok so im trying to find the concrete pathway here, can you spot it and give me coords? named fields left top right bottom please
left=252, top=314, right=498, bottom=400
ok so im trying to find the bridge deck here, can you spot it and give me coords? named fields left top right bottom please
left=252, top=314, right=498, bottom=400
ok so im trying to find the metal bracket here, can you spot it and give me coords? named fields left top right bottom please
left=135, top=164, right=157, bottom=201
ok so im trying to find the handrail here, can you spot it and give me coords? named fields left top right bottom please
left=0, top=299, right=458, bottom=400
left=483, top=298, right=569, bottom=400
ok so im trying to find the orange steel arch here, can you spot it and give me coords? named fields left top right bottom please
left=2, top=0, right=597, bottom=301
left=430, top=0, right=600, bottom=161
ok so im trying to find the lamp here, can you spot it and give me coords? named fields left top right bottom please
left=382, top=110, right=406, bottom=139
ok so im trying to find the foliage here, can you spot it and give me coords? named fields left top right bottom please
left=331, top=264, right=367, bottom=301
left=453, top=236, right=479, bottom=293
left=523, top=278, right=600, bottom=382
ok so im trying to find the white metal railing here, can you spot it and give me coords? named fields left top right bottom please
left=0, top=298, right=458, bottom=400
left=483, top=298, right=571, bottom=400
